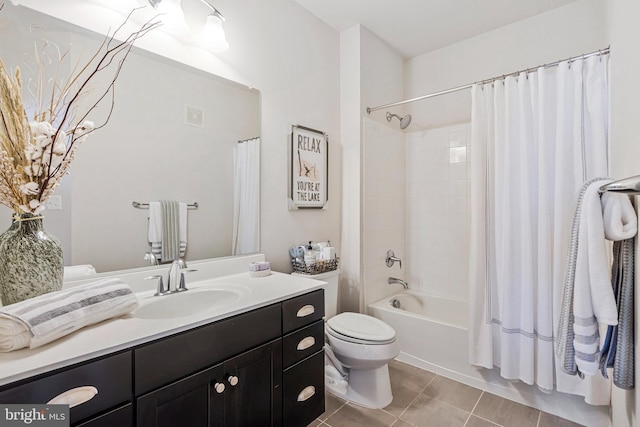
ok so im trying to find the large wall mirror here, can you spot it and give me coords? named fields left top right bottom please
left=0, top=4, right=260, bottom=273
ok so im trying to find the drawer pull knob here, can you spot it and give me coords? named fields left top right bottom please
left=296, top=304, right=315, bottom=317
left=227, top=375, right=239, bottom=386
left=213, top=382, right=225, bottom=394
left=296, top=336, right=316, bottom=351
left=297, top=386, right=316, bottom=402
left=47, top=386, right=98, bottom=408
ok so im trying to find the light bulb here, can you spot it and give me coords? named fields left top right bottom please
left=155, top=0, right=189, bottom=35
left=200, top=14, right=229, bottom=52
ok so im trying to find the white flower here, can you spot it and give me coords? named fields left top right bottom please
left=24, top=145, right=42, bottom=160
left=34, top=134, right=53, bottom=149
left=74, top=121, right=95, bottom=138
left=29, top=121, right=54, bottom=136
left=52, top=141, right=66, bottom=156
left=19, top=182, right=39, bottom=195
left=29, top=199, right=42, bottom=211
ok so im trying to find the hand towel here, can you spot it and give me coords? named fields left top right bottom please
left=602, top=193, right=637, bottom=241
left=573, top=180, right=618, bottom=375
left=0, top=278, right=138, bottom=352
left=148, top=201, right=187, bottom=262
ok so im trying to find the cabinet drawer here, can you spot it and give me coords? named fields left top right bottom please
left=135, top=303, right=281, bottom=395
left=282, top=320, right=324, bottom=368
left=0, top=351, right=132, bottom=425
left=283, top=351, right=325, bottom=427
left=75, top=403, right=133, bottom=427
left=282, top=289, right=324, bottom=334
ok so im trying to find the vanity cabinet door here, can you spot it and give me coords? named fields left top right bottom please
left=222, top=338, right=282, bottom=427
left=136, top=363, right=225, bottom=427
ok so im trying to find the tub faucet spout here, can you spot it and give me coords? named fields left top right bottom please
left=388, top=277, right=408, bottom=290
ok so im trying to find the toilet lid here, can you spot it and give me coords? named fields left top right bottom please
left=326, top=312, right=396, bottom=343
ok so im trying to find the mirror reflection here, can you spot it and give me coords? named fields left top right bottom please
left=0, top=5, right=260, bottom=273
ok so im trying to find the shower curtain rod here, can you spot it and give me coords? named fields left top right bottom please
left=366, top=46, right=610, bottom=114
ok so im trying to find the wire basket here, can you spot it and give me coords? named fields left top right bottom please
left=291, top=257, right=339, bottom=275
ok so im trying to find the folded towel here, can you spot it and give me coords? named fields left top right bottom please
left=0, top=278, right=138, bottom=352
left=602, top=193, right=638, bottom=241
left=64, top=264, right=97, bottom=280
left=149, top=201, right=188, bottom=262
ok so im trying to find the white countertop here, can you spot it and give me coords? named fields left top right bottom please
left=0, top=258, right=326, bottom=387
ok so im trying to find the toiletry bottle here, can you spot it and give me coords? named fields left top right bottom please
left=304, top=241, right=316, bottom=266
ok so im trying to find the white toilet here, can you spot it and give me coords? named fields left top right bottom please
left=293, top=269, right=400, bottom=409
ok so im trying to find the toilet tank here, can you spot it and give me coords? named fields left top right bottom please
left=292, top=269, right=339, bottom=318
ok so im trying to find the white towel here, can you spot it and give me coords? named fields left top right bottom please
left=148, top=201, right=188, bottom=262
left=0, top=278, right=138, bottom=352
left=602, top=193, right=638, bottom=241
left=573, top=180, right=619, bottom=375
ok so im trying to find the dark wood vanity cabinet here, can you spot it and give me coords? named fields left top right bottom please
left=0, top=289, right=325, bottom=427
left=137, top=339, right=282, bottom=427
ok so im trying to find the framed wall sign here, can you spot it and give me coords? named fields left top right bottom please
left=289, top=124, right=328, bottom=209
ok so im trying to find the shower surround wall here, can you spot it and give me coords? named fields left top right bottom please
left=362, top=117, right=406, bottom=308
left=405, top=124, right=470, bottom=301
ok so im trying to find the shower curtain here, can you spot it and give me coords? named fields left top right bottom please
left=468, top=56, right=611, bottom=403
left=232, top=137, right=260, bottom=255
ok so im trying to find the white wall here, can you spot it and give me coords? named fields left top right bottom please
left=7, top=0, right=342, bottom=274
left=405, top=123, right=470, bottom=301
left=404, top=0, right=607, bottom=130
left=362, top=118, right=405, bottom=307
left=340, top=26, right=406, bottom=312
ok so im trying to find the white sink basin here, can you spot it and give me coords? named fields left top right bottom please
left=134, top=284, right=250, bottom=319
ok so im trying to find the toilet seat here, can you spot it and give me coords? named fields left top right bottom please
left=326, top=312, right=396, bottom=345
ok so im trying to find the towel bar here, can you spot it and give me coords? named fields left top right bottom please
left=598, top=176, right=640, bottom=195
left=132, top=201, right=199, bottom=209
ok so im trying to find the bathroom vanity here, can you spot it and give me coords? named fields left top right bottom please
left=0, top=256, right=326, bottom=427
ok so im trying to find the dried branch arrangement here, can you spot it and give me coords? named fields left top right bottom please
left=0, top=9, right=159, bottom=214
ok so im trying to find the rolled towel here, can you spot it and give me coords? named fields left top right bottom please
left=0, top=278, right=138, bottom=352
left=602, top=193, right=638, bottom=241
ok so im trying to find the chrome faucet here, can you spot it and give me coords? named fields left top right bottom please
left=145, top=259, right=191, bottom=296
left=388, top=277, right=408, bottom=290
left=144, top=252, right=159, bottom=266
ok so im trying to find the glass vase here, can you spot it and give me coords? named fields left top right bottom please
left=0, top=214, right=63, bottom=305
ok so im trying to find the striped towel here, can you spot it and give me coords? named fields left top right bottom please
left=556, top=178, right=618, bottom=377
left=149, top=201, right=187, bottom=263
left=600, top=238, right=635, bottom=389
left=0, top=278, right=138, bottom=352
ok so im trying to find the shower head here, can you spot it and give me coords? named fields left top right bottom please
left=386, top=112, right=412, bottom=130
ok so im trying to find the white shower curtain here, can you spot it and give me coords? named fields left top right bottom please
left=232, top=137, right=260, bottom=255
left=468, top=56, right=611, bottom=403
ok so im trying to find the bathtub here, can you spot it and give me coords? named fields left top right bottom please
left=368, top=290, right=609, bottom=427
left=369, top=291, right=469, bottom=377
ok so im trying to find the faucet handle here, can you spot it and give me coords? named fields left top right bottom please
left=146, top=275, right=169, bottom=296
left=386, top=250, right=402, bottom=268
left=175, top=269, right=197, bottom=293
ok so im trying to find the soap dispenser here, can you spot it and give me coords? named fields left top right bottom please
left=304, top=241, right=316, bottom=266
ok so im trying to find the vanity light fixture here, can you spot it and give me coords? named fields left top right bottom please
left=147, top=0, right=189, bottom=35
left=198, top=0, right=229, bottom=52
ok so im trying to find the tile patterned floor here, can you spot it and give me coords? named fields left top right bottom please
left=310, top=360, right=585, bottom=427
